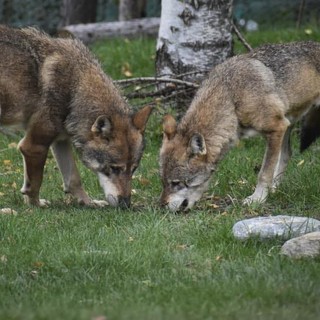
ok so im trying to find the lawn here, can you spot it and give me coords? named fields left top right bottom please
left=1, top=27, right=320, bottom=320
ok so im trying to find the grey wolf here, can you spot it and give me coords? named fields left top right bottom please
left=159, top=41, right=320, bottom=211
left=0, top=25, right=152, bottom=208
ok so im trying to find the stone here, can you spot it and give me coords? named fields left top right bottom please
left=232, top=215, right=320, bottom=240
left=0, top=208, right=17, bottom=215
left=280, top=231, right=320, bottom=259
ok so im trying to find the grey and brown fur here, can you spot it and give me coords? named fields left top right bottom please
left=0, top=25, right=152, bottom=208
left=160, top=41, right=320, bottom=211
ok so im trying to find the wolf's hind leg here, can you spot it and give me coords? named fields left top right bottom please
left=243, top=117, right=290, bottom=205
left=18, top=135, right=50, bottom=206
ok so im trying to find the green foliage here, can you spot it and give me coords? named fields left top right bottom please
left=1, top=29, right=320, bottom=319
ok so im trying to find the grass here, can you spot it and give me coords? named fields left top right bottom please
left=1, top=27, right=320, bottom=320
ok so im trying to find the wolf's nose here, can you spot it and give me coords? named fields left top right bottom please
left=118, top=196, right=131, bottom=209
left=180, top=199, right=188, bottom=210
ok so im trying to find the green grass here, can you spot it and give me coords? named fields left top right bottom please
left=1, top=28, right=320, bottom=320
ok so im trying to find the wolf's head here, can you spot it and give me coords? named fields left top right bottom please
left=80, top=106, right=152, bottom=208
left=159, top=115, right=215, bottom=212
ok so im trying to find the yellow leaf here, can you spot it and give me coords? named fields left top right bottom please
left=297, top=160, right=304, bottom=166
left=305, top=28, right=313, bottom=35
left=3, top=160, right=11, bottom=166
left=33, top=261, right=45, bottom=268
left=121, top=62, right=133, bottom=77
left=123, top=70, right=132, bottom=77
left=8, top=142, right=17, bottom=149
left=138, top=178, right=151, bottom=186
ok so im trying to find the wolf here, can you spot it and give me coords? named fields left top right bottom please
left=0, top=25, right=152, bottom=208
left=159, top=41, right=320, bottom=211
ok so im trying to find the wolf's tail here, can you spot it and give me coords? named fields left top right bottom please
left=300, top=106, right=320, bottom=152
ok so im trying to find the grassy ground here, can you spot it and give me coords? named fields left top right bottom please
left=1, top=27, right=320, bottom=320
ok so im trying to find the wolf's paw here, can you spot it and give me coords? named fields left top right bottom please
left=243, top=194, right=266, bottom=206
left=39, top=199, right=51, bottom=207
left=91, top=200, right=109, bottom=207
left=23, top=196, right=50, bottom=207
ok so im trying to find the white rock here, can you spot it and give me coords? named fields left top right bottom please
left=281, top=231, right=320, bottom=259
left=0, top=208, right=17, bottom=215
left=233, top=215, right=320, bottom=240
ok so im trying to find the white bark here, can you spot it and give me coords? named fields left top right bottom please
left=156, top=0, right=233, bottom=82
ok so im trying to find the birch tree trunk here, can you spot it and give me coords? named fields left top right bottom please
left=156, top=0, right=233, bottom=83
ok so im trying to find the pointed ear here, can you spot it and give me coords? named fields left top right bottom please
left=189, top=133, right=207, bottom=156
left=91, top=115, right=112, bottom=138
left=133, top=105, right=153, bottom=133
left=162, top=114, right=177, bottom=140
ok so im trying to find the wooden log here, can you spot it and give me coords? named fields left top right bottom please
left=61, top=17, right=160, bottom=43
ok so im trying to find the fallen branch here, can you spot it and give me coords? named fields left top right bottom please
left=114, top=76, right=200, bottom=88
left=231, top=20, right=253, bottom=52
left=61, top=17, right=160, bottom=44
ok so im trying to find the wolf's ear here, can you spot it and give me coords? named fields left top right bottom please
left=189, top=133, right=207, bottom=156
left=91, top=115, right=112, bottom=138
left=162, top=114, right=177, bottom=140
left=133, top=105, right=153, bottom=133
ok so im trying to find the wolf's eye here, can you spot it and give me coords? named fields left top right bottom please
left=110, top=166, right=122, bottom=175
left=170, top=180, right=186, bottom=190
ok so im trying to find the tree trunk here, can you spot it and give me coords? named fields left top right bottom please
left=3, top=0, right=13, bottom=24
left=60, top=0, right=98, bottom=27
left=119, top=0, right=147, bottom=21
left=156, top=0, right=233, bottom=84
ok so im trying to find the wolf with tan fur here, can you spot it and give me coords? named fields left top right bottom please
left=160, top=41, right=320, bottom=211
left=0, top=25, right=152, bottom=208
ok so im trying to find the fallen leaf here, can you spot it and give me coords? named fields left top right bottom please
left=215, top=255, right=223, bottom=261
left=297, top=159, right=304, bottom=166
left=92, top=316, right=107, bottom=320
left=176, top=244, right=188, bottom=250
left=128, top=236, right=134, bottom=242
left=0, top=255, right=7, bottom=264
left=33, top=261, right=45, bottom=268
left=138, top=178, right=151, bottom=186
left=0, top=192, right=5, bottom=197
left=121, top=62, right=133, bottom=77
left=3, top=160, right=11, bottom=166
left=8, top=142, right=17, bottom=149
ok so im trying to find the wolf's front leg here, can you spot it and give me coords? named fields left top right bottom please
left=271, top=126, right=293, bottom=190
left=243, top=118, right=289, bottom=205
left=18, top=136, right=50, bottom=207
left=51, top=139, right=108, bottom=207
